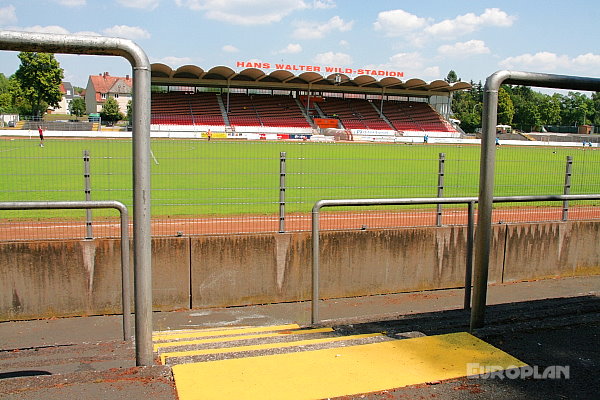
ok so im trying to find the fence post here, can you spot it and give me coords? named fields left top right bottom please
left=464, top=201, right=475, bottom=310
left=279, top=152, right=286, bottom=233
left=436, top=153, right=445, bottom=227
left=562, top=155, right=572, bottom=221
left=83, top=150, right=93, bottom=239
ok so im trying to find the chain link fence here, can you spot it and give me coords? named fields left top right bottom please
left=1, top=136, right=599, bottom=241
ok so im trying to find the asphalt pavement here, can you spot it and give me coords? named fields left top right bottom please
left=0, top=275, right=598, bottom=399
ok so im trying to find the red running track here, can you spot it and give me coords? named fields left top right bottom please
left=1, top=206, right=599, bottom=241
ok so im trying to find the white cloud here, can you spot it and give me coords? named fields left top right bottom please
left=313, top=51, right=352, bottom=65
left=424, top=66, right=441, bottom=78
left=54, top=0, right=86, bottom=6
left=572, top=53, right=600, bottom=70
left=103, top=25, right=151, bottom=40
left=425, top=8, right=515, bottom=39
left=338, top=39, right=349, bottom=47
left=153, top=56, right=193, bottom=68
left=373, top=9, right=429, bottom=37
left=499, top=51, right=600, bottom=75
left=292, top=15, right=353, bottom=39
left=369, top=52, right=441, bottom=79
left=21, top=25, right=71, bottom=35
left=19, top=26, right=103, bottom=36
left=116, top=0, right=159, bottom=10
left=479, top=8, right=515, bottom=27
left=312, top=0, right=335, bottom=9
left=0, top=5, right=17, bottom=26
left=278, top=43, right=302, bottom=54
left=388, top=52, right=426, bottom=69
left=499, top=52, right=571, bottom=71
left=13, top=24, right=148, bottom=40
left=374, top=8, right=515, bottom=47
left=222, top=44, right=239, bottom=53
left=175, top=0, right=308, bottom=25
left=438, top=40, right=490, bottom=56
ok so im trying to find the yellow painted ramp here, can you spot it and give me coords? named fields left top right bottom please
left=173, top=332, right=526, bottom=400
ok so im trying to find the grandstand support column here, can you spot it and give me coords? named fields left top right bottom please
left=443, top=93, right=452, bottom=120
left=226, top=78, right=231, bottom=113
left=217, top=89, right=230, bottom=126
left=471, top=70, right=600, bottom=331
left=306, top=83, right=312, bottom=118
left=0, top=30, right=154, bottom=366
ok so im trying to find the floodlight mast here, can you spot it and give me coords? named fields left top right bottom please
left=472, top=70, right=600, bottom=331
left=0, top=30, right=154, bottom=366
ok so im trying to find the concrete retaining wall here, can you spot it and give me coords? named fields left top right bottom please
left=1, top=221, right=599, bottom=321
left=503, top=222, right=600, bottom=281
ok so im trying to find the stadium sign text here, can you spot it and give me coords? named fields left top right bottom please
left=236, top=61, right=404, bottom=78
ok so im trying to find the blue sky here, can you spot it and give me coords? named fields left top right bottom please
left=0, top=0, right=599, bottom=90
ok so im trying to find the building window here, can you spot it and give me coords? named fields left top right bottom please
left=101, top=93, right=107, bottom=99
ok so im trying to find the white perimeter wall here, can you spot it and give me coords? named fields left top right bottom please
left=1, top=129, right=596, bottom=148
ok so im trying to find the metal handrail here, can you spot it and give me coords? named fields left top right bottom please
left=0, top=201, right=131, bottom=340
left=475, top=71, right=600, bottom=331
left=0, top=30, right=153, bottom=366
left=311, top=194, right=600, bottom=327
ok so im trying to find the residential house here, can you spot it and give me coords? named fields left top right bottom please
left=85, top=72, right=133, bottom=115
left=48, top=81, right=78, bottom=114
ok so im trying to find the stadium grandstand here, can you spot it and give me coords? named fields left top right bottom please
left=149, top=64, right=470, bottom=141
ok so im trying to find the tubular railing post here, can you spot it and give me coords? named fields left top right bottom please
left=279, top=152, right=286, bottom=233
left=311, top=194, right=600, bottom=326
left=83, top=150, right=93, bottom=239
left=0, top=201, right=131, bottom=340
left=131, top=56, right=153, bottom=367
left=471, top=71, right=506, bottom=331
left=436, top=153, right=445, bottom=227
left=119, top=205, right=132, bottom=340
left=0, top=30, right=153, bottom=366
left=471, top=70, right=600, bottom=332
left=563, top=156, right=573, bottom=221
left=311, top=202, right=321, bottom=325
left=464, top=201, right=475, bottom=310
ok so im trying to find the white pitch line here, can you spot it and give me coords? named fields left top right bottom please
left=0, top=146, right=25, bottom=153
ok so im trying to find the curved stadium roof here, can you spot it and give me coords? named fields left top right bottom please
left=151, top=64, right=471, bottom=97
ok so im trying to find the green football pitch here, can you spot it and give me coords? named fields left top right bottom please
left=1, top=137, right=598, bottom=219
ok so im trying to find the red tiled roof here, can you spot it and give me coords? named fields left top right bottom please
left=89, top=73, right=133, bottom=103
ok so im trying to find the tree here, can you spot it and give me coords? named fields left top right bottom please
left=0, top=73, right=24, bottom=113
left=592, top=92, right=600, bottom=126
left=14, top=52, right=64, bottom=117
left=560, top=91, right=593, bottom=126
left=69, top=97, right=86, bottom=117
left=126, top=100, right=133, bottom=124
left=100, top=96, right=124, bottom=125
left=445, top=70, right=459, bottom=83
left=538, top=94, right=561, bottom=126
left=450, top=75, right=484, bottom=133
left=0, top=73, right=13, bottom=112
left=507, top=86, right=543, bottom=131
left=497, top=87, right=514, bottom=126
